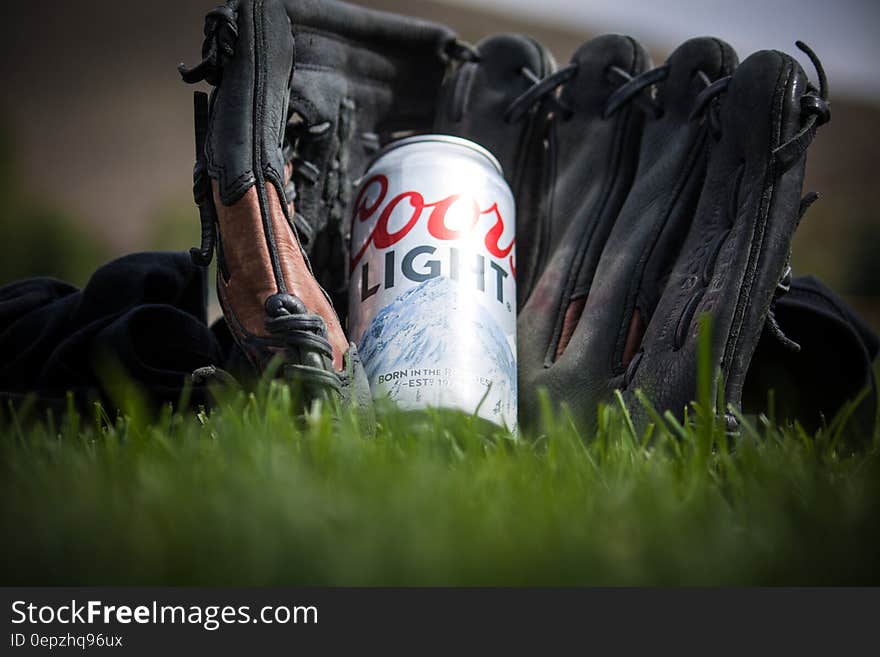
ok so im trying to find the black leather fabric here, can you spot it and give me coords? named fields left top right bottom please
left=0, top=252, right=222, bottom=411
left=744, top=275, right=879, bottom=436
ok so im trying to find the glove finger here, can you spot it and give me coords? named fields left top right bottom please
left=518, top=35, right=649, bottom=374
left=434, top=33, right=554, bottom=181
left=560, top=38, right=738, bottom=380
left=434, top=33, right=556, bottom=308
left=629, top=48, right=824, bottom=419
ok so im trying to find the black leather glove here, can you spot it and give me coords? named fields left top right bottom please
left=516, top=36, right=838, bottom=434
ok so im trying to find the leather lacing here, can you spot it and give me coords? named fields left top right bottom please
left=606, top=62, right=729, bottom=131
left=505, top=64, right=579, bottom=123
left=283, top=112, right=332, bottom=249
left=689, top=75, right=730, bottom=136
left=445, top=38, right=481, bottom=63
left=442, top=37, right=577, bottom=124
left=261, top=293, right=342, bottom=395
left=177, top=2, right=240, bottom=86
left=503, top=55, right=728, bottom=126
left=773, top=41, right=831, bottom=171
left=604, top=64, right=671, bottom=118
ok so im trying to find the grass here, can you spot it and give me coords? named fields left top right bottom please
left=2, top=365, right=878, bottom=587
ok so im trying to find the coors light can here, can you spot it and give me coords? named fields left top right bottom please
left=348, top=135, right=517, bottom=429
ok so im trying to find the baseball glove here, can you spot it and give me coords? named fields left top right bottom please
left=178, top=0, right=474, bottom=417
left=179, top=0, right=873, bottom=435
left=430, top=30, right=875, bottom=436
left=511, top=35, right=835, bottom=433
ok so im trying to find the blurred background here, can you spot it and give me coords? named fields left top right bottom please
left=0, top=0, right=877, bottom=325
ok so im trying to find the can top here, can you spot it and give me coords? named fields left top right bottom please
left=368, top=134, right=504, bottom=177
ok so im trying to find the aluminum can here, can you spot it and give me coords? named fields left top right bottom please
left=348, top=135, right=517, bottom=429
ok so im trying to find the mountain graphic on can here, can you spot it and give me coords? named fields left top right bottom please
left=347, top=135, right=517, bottom=429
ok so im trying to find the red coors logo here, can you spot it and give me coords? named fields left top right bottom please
left=349, top=174, right=516, bottom=277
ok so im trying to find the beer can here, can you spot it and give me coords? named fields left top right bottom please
left=348, top=135, right=517, bottom=429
